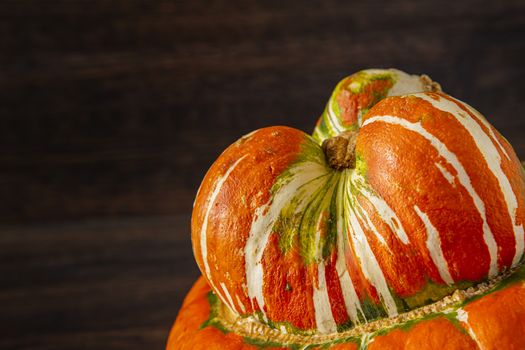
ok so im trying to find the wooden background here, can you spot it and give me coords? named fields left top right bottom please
left=1, top=0, right=524, bottom=349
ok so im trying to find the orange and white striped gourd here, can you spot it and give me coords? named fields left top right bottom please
left=168, top=69, right=525, bottom=349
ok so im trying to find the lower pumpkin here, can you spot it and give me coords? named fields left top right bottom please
left=167, top=264, right=525, bottom=350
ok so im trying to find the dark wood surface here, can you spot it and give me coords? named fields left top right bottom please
left=0, top=216, right=200, bottom=349
left=1, top=0, right=524, bottom=349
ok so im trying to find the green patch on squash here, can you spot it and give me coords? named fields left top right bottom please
left=200, top=291, right=231, bottom=334
left=403, top=279, right=473, bottom=310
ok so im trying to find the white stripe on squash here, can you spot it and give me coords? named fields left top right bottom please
left=313, top=262, right=337, bottom=333
left=347, top=210, right=398, bottom=317
left=201, top=154, right=248, bottom=312
left=236, top=294, right=246, bottom=314
left=387, top=69, right=428, bottom=97
left=416, top=93, right=524, bottom=267
left=244, top=161, right=330, bottom=319
left=335, top=178, right=364, bottom=324
left=327, top=98, right=345, bottom=133
left=311, top=199, right=338, bottom=334
left=220, top=282, right=237, bottom=312
left=362, top=114, right=499, bottom=277
left=462, top=101, right=512, bottom=161
left=414, top=205, right=454, bottom=285
left=345, top=178, right=399, bottom=317
left=456, top=309, right=484, bottom=349
left=354, top=203, right=389, bottom=247
left=358, top=187, right=410, bottom=245
left=435, top=162, right=456, bottom=186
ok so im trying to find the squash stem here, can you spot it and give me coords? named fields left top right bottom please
left=322, top=131, right=358, bottom=170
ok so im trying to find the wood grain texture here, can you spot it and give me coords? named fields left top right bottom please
left=0, top=216, right=200, bottom=350
left=0, top=0, right=524, bottom=349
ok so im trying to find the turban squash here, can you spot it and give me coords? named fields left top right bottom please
left=167, top=69, right=525, bottom=349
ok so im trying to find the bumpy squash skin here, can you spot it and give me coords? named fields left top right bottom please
left=191, top=126, right=316, bottom=327
left=167, top=275, right=525, bottom=349
left=463, top=282, right=525, bottom=349
left=356, top=92, right=525, bottom=286
left=366, top=317, right=478, bottom=350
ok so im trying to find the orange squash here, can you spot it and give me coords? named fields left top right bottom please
left=167, top=69, right=525, bottom=349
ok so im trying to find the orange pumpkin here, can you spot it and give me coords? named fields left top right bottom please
left=167, top=69, right=525, bottom=349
